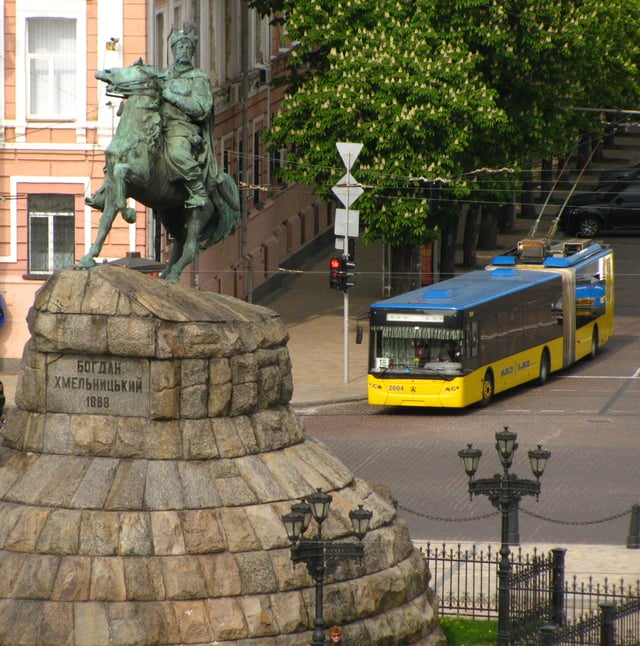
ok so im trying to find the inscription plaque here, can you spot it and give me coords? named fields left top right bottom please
left=47, top=355, right=150, bottom=417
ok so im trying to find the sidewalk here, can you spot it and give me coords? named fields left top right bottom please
left=413, top=541, right=640, bottom=588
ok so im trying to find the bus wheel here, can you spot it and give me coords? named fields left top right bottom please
left=480, top=370, right=494, bottom=406
left=588, top=327, right=599, bottom=360
left=537, top=350, right=550, bottom=385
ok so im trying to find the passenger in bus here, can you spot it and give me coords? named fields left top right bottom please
left=438, top=341, right=458, bottom=362
left=438, top=347, right=451, bottom=361
left=415, top=341, right=429, bottom=367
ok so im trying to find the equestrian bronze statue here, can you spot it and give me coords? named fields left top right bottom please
left=79, top=26, right=240, bottom=282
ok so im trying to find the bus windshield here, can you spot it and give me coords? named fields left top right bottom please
left=370, top=324, right=464, bottom=376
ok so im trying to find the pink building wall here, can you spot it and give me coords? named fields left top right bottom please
left=0, top=1, right=332, bottom=371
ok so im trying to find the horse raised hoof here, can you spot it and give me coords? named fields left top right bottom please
left=122, top=207, right=137, bottom=224
left=75, top=256, right=97, bottom=269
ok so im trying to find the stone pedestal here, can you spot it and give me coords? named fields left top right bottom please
left=0, top=266, right=443, bottom=645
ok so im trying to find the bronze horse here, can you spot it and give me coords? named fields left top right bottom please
left=78, top=60, right=240, bottom=282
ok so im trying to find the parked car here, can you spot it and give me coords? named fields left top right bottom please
left=598, top=159, right=640, bottom=184
left=557, top=178, right=640, bottom=237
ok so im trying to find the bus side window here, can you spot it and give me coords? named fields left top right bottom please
left=466, top=322, right=478, bottom=358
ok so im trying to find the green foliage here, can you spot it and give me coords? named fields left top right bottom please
left=439, top=617, right=498, bottom=646
left=266, top=0, right=505, bottom=246
left=429, top=0, right=640, bottom=162
left=247, top=0, right=285, bottom=18
left=265, top=0, right=640, bottom=248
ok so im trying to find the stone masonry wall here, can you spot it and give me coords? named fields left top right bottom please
left=0, top=266, right=445, bottom=646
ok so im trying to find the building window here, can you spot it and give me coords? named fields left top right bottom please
left=28, top=194, right=75, bottom=275
left=155, top=12, right=165, bottom=69
left=173, top=4, right=183, bottom=32
left=223, top=149, right=231, bottom=175
left=26, top=17, right=77, bottom=119
left=16, top=1, right=87, bottom=124
left=253, top=130, right=261, bottom=206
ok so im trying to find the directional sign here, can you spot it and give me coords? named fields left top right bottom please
left=336, top=142, right=363, bottom=170
left=334, top=208, right=360, bottom=238
left=332, top=172, right=364, bottom=208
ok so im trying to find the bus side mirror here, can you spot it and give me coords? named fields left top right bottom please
left=356, top=325, right=363, bottom=344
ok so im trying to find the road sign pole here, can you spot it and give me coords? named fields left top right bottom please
left=333, top=142, right=364, bottom=384
left=344, top=290, right=349, bottom=384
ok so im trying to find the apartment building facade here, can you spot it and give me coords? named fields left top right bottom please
left=0, top=0, right=331, bottom=371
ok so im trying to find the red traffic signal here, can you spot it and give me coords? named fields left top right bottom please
left=329, top=256, right=342, bottom=290
left=329, top=255, right=355, bottom=292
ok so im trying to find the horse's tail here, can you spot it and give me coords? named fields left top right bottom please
left=212, top=202, right=239, bottom=244
left=200, top=174, right=240, bottom=249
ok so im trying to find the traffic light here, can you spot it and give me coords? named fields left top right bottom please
left=341, top=254, right=355, bottom=291
left=329, top=256, right=342, bottom=290
left=329, top=255, right=355, bottom=292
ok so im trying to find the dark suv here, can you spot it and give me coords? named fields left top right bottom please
left=558, top=178, right=640, bottom=237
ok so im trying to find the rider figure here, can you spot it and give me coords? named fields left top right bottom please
left=161, top=25, right=218, bottom=210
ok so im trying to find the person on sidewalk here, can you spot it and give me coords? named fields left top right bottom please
left=324, top=625, right=348, bottom=645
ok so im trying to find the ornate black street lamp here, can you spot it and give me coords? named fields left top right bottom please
left=281, top=489, right=373, bottom=646
left=458, top=427, right=551, bottom=646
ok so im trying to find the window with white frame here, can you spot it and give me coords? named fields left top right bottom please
left=28, top=194, right=75, bottom=275
left=26, top=17, right=76, bottom=119
left=17, top=1, right=87, bottom=122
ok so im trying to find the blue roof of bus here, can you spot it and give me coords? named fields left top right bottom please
left=371, top=268, right=561, bottom=311
left=491, top=241, right=609, bottom=268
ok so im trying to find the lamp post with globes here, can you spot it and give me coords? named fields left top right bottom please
left=458, top=427, right=551, bottom=646
left=281, top=489, right=373, bottom=646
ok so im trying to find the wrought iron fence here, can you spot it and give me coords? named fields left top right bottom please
left=509, top=548, right=564, bottom=642
left=423, top=543, right=640, bottom=645
left=424, top=542, right=499, bottom=619
left=526, top=598, right=640, bottom=646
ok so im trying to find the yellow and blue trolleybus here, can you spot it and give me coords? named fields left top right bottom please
left=367, top=238, right=613, bottom=408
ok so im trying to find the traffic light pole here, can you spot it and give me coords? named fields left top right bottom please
left=332, top=142, right=364, bottom=385
left=329, top=248, right=352, bottom=383
left=342, top=291, right=349, bottom=383
left=343, top=252, right=349, bottom=384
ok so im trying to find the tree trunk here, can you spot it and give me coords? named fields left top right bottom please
left=556, top=157, right=572, bottom=189
left=539, top=158, right=554, bottom=202
left=577, top=133, right=592, bottom=170
left=462, top=204, right=481, bottom=268
left=520, top=170, right=537, bottom=219
left=390, top=242, right=421, bottom=295
left=499, top=195, right=516, bottom=233
left=439, top=215, right=458, bottom=280
left=593, top=135, right=604, bottom=163
left=477, top=204, right=498, bottom=250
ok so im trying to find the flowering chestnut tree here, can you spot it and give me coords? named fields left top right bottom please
left=264, top=1, right=504, bottom=287
left=256, top=0, right=640, bottom=286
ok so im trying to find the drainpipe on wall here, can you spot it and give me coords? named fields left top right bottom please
left=240, top=0, right=253, bottom=302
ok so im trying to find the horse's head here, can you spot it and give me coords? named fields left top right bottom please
left=96, top=60, right=160, bottom=97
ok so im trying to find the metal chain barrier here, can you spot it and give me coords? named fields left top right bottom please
left=398, top=503, right=498, bottom=522
left=398, top=502, right=631, bottom=526
left=520, top=506, right=631, bottom=526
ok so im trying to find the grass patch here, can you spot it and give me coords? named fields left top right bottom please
left=439, top=617, right=498, bottom=646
